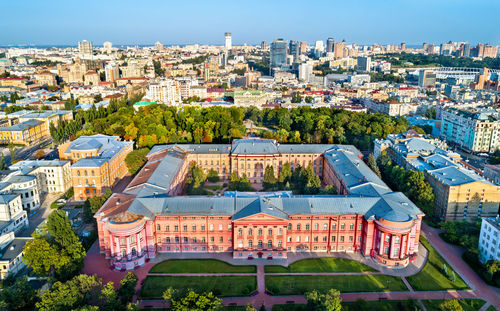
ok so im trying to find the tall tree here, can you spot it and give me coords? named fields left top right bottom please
left=367, top=153, right=381, bottom=178
left=163, top=288, right=222, bottom=311
left=263, top=165, right=277, bottom=190
left=305, top=289, right=342, bottom=311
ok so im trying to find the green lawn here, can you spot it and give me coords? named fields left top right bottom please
left=422, top=299, right=486, bottom=311
left=272, top=304, right=307, bottom=311
left=265, top=258, right=377, bottom=273
left=266, top=274, right=407, bottom=295
left=139, top=275, right=256, bottom=298
left=406, top=236, right=469, bottom=291
left=273, top=300, right=421, bottom=311
left=149, top=259, right=256, bottom=273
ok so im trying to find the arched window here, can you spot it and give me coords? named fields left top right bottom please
left=258, top=228, right=263, bottom=236
left=258, top=240, right=263, bottom=248
left=268, top=229, right=272, bottom=236
left=77, top=171, right=80, bottom=176
left=131, top=247, right=137, bottom=257
left=248, top=228, right=253, bottom=236
left=122, top=249, right=126, bottom=258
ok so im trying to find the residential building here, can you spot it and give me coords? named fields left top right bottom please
left=479, top=216, right=500, bottom=263
left=375, top=131, right=500, bottom=221
left=0, top=120, right=47, bottom=145
left=418, top=70, right=436, bottom=88
left=0, top=194, right=28, bottom=235
left=36, top=71, right=57, bottom=87
left=95, top=139, right=423, bottom=270
left=59, top=134, right=133, bottom=201
left=357, top=56, right=371, bottom=72
left=233, top=91, right=268, bottom=107
left=0, top=233, right=31, bottom=280
left=225, top=32, right=232, bottom=50
left=483, top=164, right=500, bottom=185
left=9, top=160, right=72, bottom=194
left=147, top=80, right=181, bottom=105
left=105, top=62, right=120, bottom=82
left=0, top=173, right=40, bottom=212
left=334, top=42, right=346, bottom=59
left=440, top=108, right=500, bottom=153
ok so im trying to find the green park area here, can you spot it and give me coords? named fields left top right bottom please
left=149, top=259, right=256, bottom=273
left=406, top=237, right=469, bottom=291
left=139, top=275, right=257, bottom=299
left=265, top=274, right=406, bottom=295
left=265, top=258, right=377, bottom=273
left=422, top=299, right=487, bottom=311
left=273, top=299, right=420, bottom=311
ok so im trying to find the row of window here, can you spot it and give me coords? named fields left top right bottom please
left=156, top=224, right=231, bottom=231
left=158, top=236, right=229, bottom=243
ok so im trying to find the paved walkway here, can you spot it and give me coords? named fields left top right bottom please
left=421, top=223, right=500, bottom=309
left=90, top=221, right=500, bottom=310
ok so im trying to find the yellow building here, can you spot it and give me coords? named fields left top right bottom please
left=0, top=120, right=47, bottom=145
left=425, top=166, right=500, bottom=221
left=59, top=134, right=133, bottom=201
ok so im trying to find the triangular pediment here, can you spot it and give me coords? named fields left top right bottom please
left=233, top=212, right=287, bottom=222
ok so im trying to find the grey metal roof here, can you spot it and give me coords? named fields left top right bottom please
left=426, top=166, right=493, bottom=186
left=0, top=119, right=44, bottom=132
left=104, top=140, right=423, bottom=224
left=0, top=238, right=31, bottom=262
left=0, top=194, right=19, bottom=204
left=231, top=138, right=279, bottom=154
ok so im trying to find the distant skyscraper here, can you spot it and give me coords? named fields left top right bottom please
left=422, top=43, right=427, bottom=51
left=334, top=42, right=346, bottom=59
left=105, top=61, right=119, bottom=82
left=270, top=39, right=288, bottom=71
left=400, top=42, right=406, bottom=51
left=427, top=44, right=435, bottom=55
left=225, top=32, right=232, bottom=50
left=78, top=40, right=93, bottom=55
left=463, top=43, right=471, bottom=57
left=300, top=41, right=307, bottom=55
left=289, top=40, right=299, bottom=62
left=326, top=38, right=335, bottom=53
left=357, top=56, right=371, bottom=72
left=261, top=41, right=267, bottom=50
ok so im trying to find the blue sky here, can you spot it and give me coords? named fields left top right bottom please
left=2, top=0, right=500, bottom=46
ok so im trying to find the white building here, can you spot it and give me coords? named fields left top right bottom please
left=479, top=216, right=500, bottom=263
left=147, top=79, right=181, bottom=105
left=225, top=32, right=232, bottom=50
left=0, top=174, right=40, bottom=212
left=298, top=63, right=314, bottom=82
left=0, top=194, right=28, bottom=235
left=105, top=61, right=120, bottom=82
left=0, top=232, right=31, bottom=280
left=9, top=160, right=72, bottom=194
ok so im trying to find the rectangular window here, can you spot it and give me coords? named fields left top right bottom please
left=340, top=236, right=344, bottom=242
left=192, top=225, right=196, bottom=231
left=331, top=236, right=336, bottom=242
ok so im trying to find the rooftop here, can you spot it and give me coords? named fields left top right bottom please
left=97, top=139, right=422, bottom=225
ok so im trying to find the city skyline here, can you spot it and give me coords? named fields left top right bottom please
left=2, top=0, right=500, bottom=46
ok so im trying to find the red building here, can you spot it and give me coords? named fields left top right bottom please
left=95, top=140, right=424, bottom=270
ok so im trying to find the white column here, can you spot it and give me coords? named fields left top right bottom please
left=126, top=237, right=131, bottom=260
left=378, top=231, right=384, bottom=255
left=389, top=235, right=395, bottom=259
left=136, top=232, right=141, bottom=256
